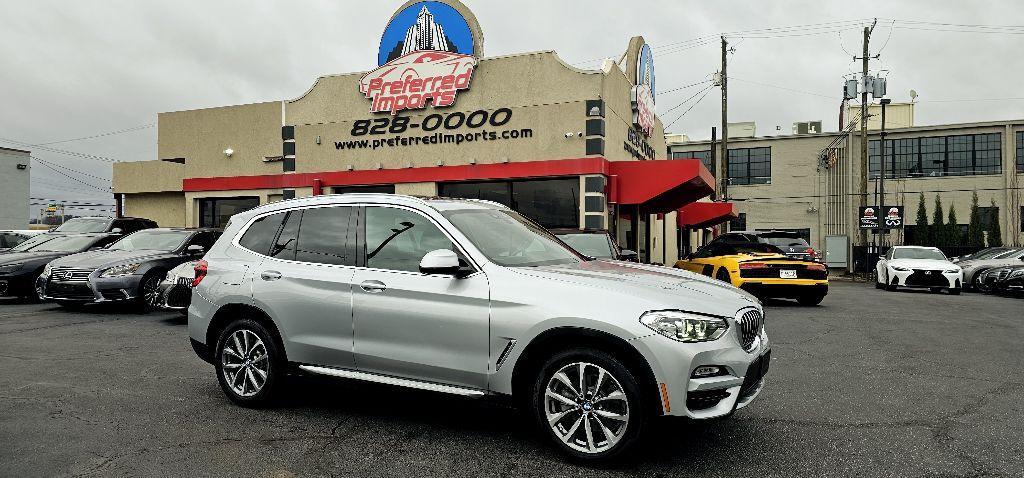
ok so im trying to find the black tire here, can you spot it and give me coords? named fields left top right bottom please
left=949, top=287, right=961, bottom=296
left=797, top=293, right=826, bottom=306
left=715, top=267, right=732, bottom=284
left=884, top=272, right=897, bottom=291
left=874, top=276, right=884, bottom=289
left=136, top=271, right=164, bottom=313
left=929, top=288, right=942, bottom=294
left=214, top=317, right=285, bottom=408
left=531, top=348, right=648, bottom=462
left=22, top=272, right=45, bottom=302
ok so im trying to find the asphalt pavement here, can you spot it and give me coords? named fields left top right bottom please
left=1, top=282, right=1022, bottom=477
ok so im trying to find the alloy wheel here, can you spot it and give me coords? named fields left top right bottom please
left=544, top=362, right=630, bottom=454
left=220, top=329, right=270, bottom=397
left=142, top=276, right=161, bottom=307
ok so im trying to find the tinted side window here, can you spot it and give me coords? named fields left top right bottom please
left=270, top=211, right=301, bottom=261
left=238, top=212, right=286, bottom=255
left=365, top=207, right=454, bottom=273
left=294, top=206, right=353, bottom=265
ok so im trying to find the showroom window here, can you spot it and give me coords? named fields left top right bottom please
left=364, top=206, right=454, bottom=273
left=439, top=177, right=580, bottom=229
left=727, top=147, right=771, bottom=185
left=199, top=197, right=260, bottom=228
left=869, top=133, right=1002, bottom=178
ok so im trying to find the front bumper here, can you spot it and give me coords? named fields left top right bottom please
left=38, top=273, right=145, bottom=303
left=887, top=268, right=961, bottom=289
left=155, top=277, right=193, bottom=310
left=634, top=325, right=771, bottom=419
left=0, top=271, right=36, bottom=297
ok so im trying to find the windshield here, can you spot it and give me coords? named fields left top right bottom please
left=9, top=234, right=58, bottom=252
left=964, top=248, right=1010, bottom=260
left=732, top=243, right=785, bottom=255
left=52, top=218, right=110, bottom=233
left=108, top=230, right=191, bottom=252
left=892, top=248, right=947, bottom=261
left=442, top=209, right=584, bottom=267
left=30, top=235, right=101, bottom=253
left=556, top=233, right=615, bottom=259
left=994, top=248, right=1024, bottom=259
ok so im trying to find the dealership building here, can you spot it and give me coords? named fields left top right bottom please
left=668, top=113, right=1024, bottom=267
left=0, top=146, right=31, bottom=230
left=113, top=0, right=728, bottom=265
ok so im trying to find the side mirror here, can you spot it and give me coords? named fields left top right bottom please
left=619, top=249, right=639, bottom=262
left=186, top=245, right=206, bottom=256
left=88, top=246, right=104, bottom=251
left=419, top=249, right=461, bottom=276
left=111, top=227, right=123, bottom=234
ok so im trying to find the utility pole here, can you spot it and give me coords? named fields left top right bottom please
left=720, top=36, right=729, bottom=206
left=709, top=126, right=717, bottom=199
left=858, top=19, right=876, bottom=273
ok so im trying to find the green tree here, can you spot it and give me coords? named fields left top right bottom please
left=966, top=191, right=984, bottom=247
left=947, top=204, right=961, bottom=246
left=914, top=192, right=930, bottom=246
left=932, top=195, right=946, bottom=247
left=987, top=198, right=1003, bottom=247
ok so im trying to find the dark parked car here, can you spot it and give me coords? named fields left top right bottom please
left=39, top=228, right=220, bottom=309
left=50, top=216, right=157, bottom=235
left=988, top=264, right=1024, bottom=295
left=551, top=229, right=638, bottom=261
left=0, top=230, right=45, bottom=252
left=713, top=231, right=820, bottom=262
left=951, top=246, right=1015, bottom=263
left=0, top=233, right=122, bottom=301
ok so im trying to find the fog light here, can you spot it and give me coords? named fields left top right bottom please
left=691, top=366, right=723, bottom=378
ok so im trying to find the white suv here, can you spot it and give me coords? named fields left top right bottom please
left=188, top=194, right=770, bottom=460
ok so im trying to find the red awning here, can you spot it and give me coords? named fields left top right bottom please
left=677, top=202, right=737, bottom=229
left=607, top=159, right=714, bottom=214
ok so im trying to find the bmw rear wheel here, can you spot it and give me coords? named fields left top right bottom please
left=533, top=348, right=646, bottom=461
left=214, top=318, right=283, bottom=407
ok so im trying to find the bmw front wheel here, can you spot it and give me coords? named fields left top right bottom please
left=532, top=348, right=646, bottom=461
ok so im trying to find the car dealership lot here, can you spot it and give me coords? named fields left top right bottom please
left=1, top=283, right=1021, bottom=477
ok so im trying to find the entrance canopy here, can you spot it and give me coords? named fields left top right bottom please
left=677, top=201, right=737, bottom=229
left=607, top=159, right=714, bottom=214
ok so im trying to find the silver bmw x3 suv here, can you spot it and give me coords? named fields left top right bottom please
left=188, top=194, right=770, bottom=460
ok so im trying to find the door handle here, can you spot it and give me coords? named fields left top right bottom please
left=260, top=270, right=282, bottom=281
left=360, top=280, right=387, bottom=293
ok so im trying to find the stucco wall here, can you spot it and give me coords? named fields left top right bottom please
left=112, top=160, right=185, bottom=194
left=0, top=148, right=31, bottom=229
left=123, top=192, right=186, bottom=227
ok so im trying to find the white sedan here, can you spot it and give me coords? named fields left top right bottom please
left=876, top=246, right=963, bottom=294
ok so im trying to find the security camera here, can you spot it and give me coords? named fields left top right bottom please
left=223, top=148, right=234, bottom=157
left=577, top=132, right=584, bottom=138
left=564, top=132, right=574, bottom=139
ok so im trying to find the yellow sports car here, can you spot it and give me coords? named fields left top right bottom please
left=675, top=241, right=828, bottom=305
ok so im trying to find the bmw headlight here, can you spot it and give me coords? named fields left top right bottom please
left=892, top=266, right=910, bottom=272
left=99, top=263, right=141, bottom=278
left=640, top=310, right=730, bottom=343
left=0, top=263, right=25, bottom=274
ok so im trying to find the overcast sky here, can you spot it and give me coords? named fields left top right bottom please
left=3, top=0, right=1023, bottom=217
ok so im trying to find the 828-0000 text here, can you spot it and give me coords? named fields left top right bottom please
left=350, top=108, right=512, bottom=136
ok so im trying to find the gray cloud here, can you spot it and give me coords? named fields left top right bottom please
left=2, top=0, right=1022, bottom=216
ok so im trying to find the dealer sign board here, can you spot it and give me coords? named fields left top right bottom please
left=631, top=43, right=656, bottom=137
left=859, top=206, right=904, bottom=230
left=361, top=2, right=479, bottom=114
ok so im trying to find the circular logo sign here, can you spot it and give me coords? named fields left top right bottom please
left=377, top=1, right=476, bottom=66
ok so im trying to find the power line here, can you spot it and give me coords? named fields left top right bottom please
left=665, top=87, right=715, bottom=129
left=37, top=123, right=154, bottom=146
left=31, top=157, right=112, bottom=193
left=0, top=137, right=122, bottom=163
left=29, top=156, right=111, bottom=182
left=661, top=84, right=715, bottom=116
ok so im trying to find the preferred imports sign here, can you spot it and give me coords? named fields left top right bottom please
left=859, top=206, right=904, bottom=230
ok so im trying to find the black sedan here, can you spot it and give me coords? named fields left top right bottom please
left=0, top=233, right=122, bottom=301
left=39, top=228, right=220, bottom=309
